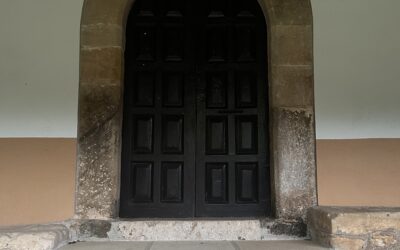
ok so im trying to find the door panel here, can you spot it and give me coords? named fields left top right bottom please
left=195, top=0, right=269, bottom=217
left=120, top=0, right=196, bottom=218
left=121, top=0, right=270, bottom=218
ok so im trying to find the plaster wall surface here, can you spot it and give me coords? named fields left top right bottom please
left=312, top=0, right=400, bottom=139
left=0, top=0, right=400, bottom=226
left=0, top=0, right=83, bottom=138
left=0, top=138, right=76, bottom=226
left=0, top=0, right=399, bottom=139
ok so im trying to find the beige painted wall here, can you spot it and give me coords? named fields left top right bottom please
left=0, top=139, right=76, bottom=226
left=317, top=139, right=400, bottom=207
left=1, top=138, right=400, bottom=226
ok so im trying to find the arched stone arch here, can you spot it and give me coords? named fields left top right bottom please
left=77, top=0, right=316, bottom=222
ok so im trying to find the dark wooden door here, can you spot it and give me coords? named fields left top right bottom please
left=120, top=0, right=269, bottom=218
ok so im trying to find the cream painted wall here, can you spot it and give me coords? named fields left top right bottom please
left=0, top=0, right=83, bottom=138
left=0, top=0, right=399, bottom=139
left=312, top=0, right=400, bottom=139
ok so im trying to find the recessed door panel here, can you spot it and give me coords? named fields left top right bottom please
left=161, top=162, right=183, bottom=202
left=206, top=72, right=227, bottom=108
left=162, top=115, right=184, bottom=153
left=205, top=163, right=228, bottom=203
left=132, top=115, right=154, bottom=153
left=132, top=162, right=153, bottom=202
left=235, top=26, right=256, bottom=62
left=134, top=73, right=155, bottom=107
left=206, top=116, right=228, bottom=155
left=164, top=27, right=185, bottom=61
left=236, top=163, right=258, bottom=203
left=235, top=72, right=257, bottom=108
left=135, top=27, right=156, bottom=61
left=207, top=28, right=227, bottom=62
left=163, top=73, right=184, bottom=107
left=236, top=116, right=258, bottom=154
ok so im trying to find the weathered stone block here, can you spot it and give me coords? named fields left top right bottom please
left=270, top=25, right=313, bottom=66
left=81, top=24, right=123, bottom=48
left=0, top=224, right=70, bottom=250
left=76, top=117, right=121, bottom=219
left=261, top=0, right=313, bottom=25
left=81, top=0, right=132, bottom=26
left=270, top=65, right=314, bottom=107
left=80, top=47, right=123, bottom=85
left=308, top=206, right=400, bottom=250
left=78, top=82, right=122, bottom=137
left=272, top=107, right=317, bottom=220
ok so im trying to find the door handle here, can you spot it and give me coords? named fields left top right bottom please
left=218, top=109, right=244, bottom=114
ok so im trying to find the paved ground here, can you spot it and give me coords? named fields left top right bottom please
left=61, top=241, right=327, bottom=250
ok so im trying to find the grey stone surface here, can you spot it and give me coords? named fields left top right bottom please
left=272, top=107, right=317, bottom=220
left=263, top=218, right=307, bottom=237
left=78, top=220, right=112, bottom=239
left=61, top=241, right=326, bottom=250
left=308, top=206, right=400, bottom=250
left=0, top=224, right=70, bottom=250
left=62, top=241, right=150, bottom=250
left=70, top=219, right=305, bottom=242
left=151, top=241, right=234, bottom=250
left=76, top=116, right=121, bottom=219
left=235, top=240, right=326, bottom=250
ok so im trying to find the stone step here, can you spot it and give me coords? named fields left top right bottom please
left=308, top=206, right=400, bottom=249
left=0, top=224, right=70, bottom=250
left=72, top=219, right=306, bottom=242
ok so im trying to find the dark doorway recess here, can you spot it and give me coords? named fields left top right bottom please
left=120, top=0, right=270, bottom=218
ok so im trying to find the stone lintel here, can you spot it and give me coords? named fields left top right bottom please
left=308, top=206, right=400, bottom=250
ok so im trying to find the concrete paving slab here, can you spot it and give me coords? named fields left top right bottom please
left=62, top=241, right=151, bottom=250
left=61, top=240, right=327, bottom=250
left=151, top=241, right=234, bottom=250
left=234, top=240, right=327, bottom=250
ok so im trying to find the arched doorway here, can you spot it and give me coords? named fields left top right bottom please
left=77, top=0, right=315, bottom=230
left=120, top=0, right=269, bottom=218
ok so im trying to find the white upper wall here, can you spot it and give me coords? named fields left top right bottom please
left=312, top=0, right=400, bottom=139
left=0, top=0, right=83, bottom=137
left=0, top=0, right=399, bottom=139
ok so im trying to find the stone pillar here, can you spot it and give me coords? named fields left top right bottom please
left=76, top=0, right=134, bottom=219
left=261, top=0, right=317, bottom=220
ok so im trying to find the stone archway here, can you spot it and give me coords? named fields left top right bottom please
left=77, top=0, right=316, bottom=224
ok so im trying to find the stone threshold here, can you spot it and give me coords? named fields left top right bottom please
left=71, top=218, right=307, bottom=242
left=308, top=206, right=400, bottom=250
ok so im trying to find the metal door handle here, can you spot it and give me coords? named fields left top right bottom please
left=218, top=109, right=244, bottom=114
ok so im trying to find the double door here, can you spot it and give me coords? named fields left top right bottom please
left=120, top=0, right=270, bottom=218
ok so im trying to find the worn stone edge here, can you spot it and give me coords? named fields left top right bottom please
left=0, top=222, right=72, bottom=250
